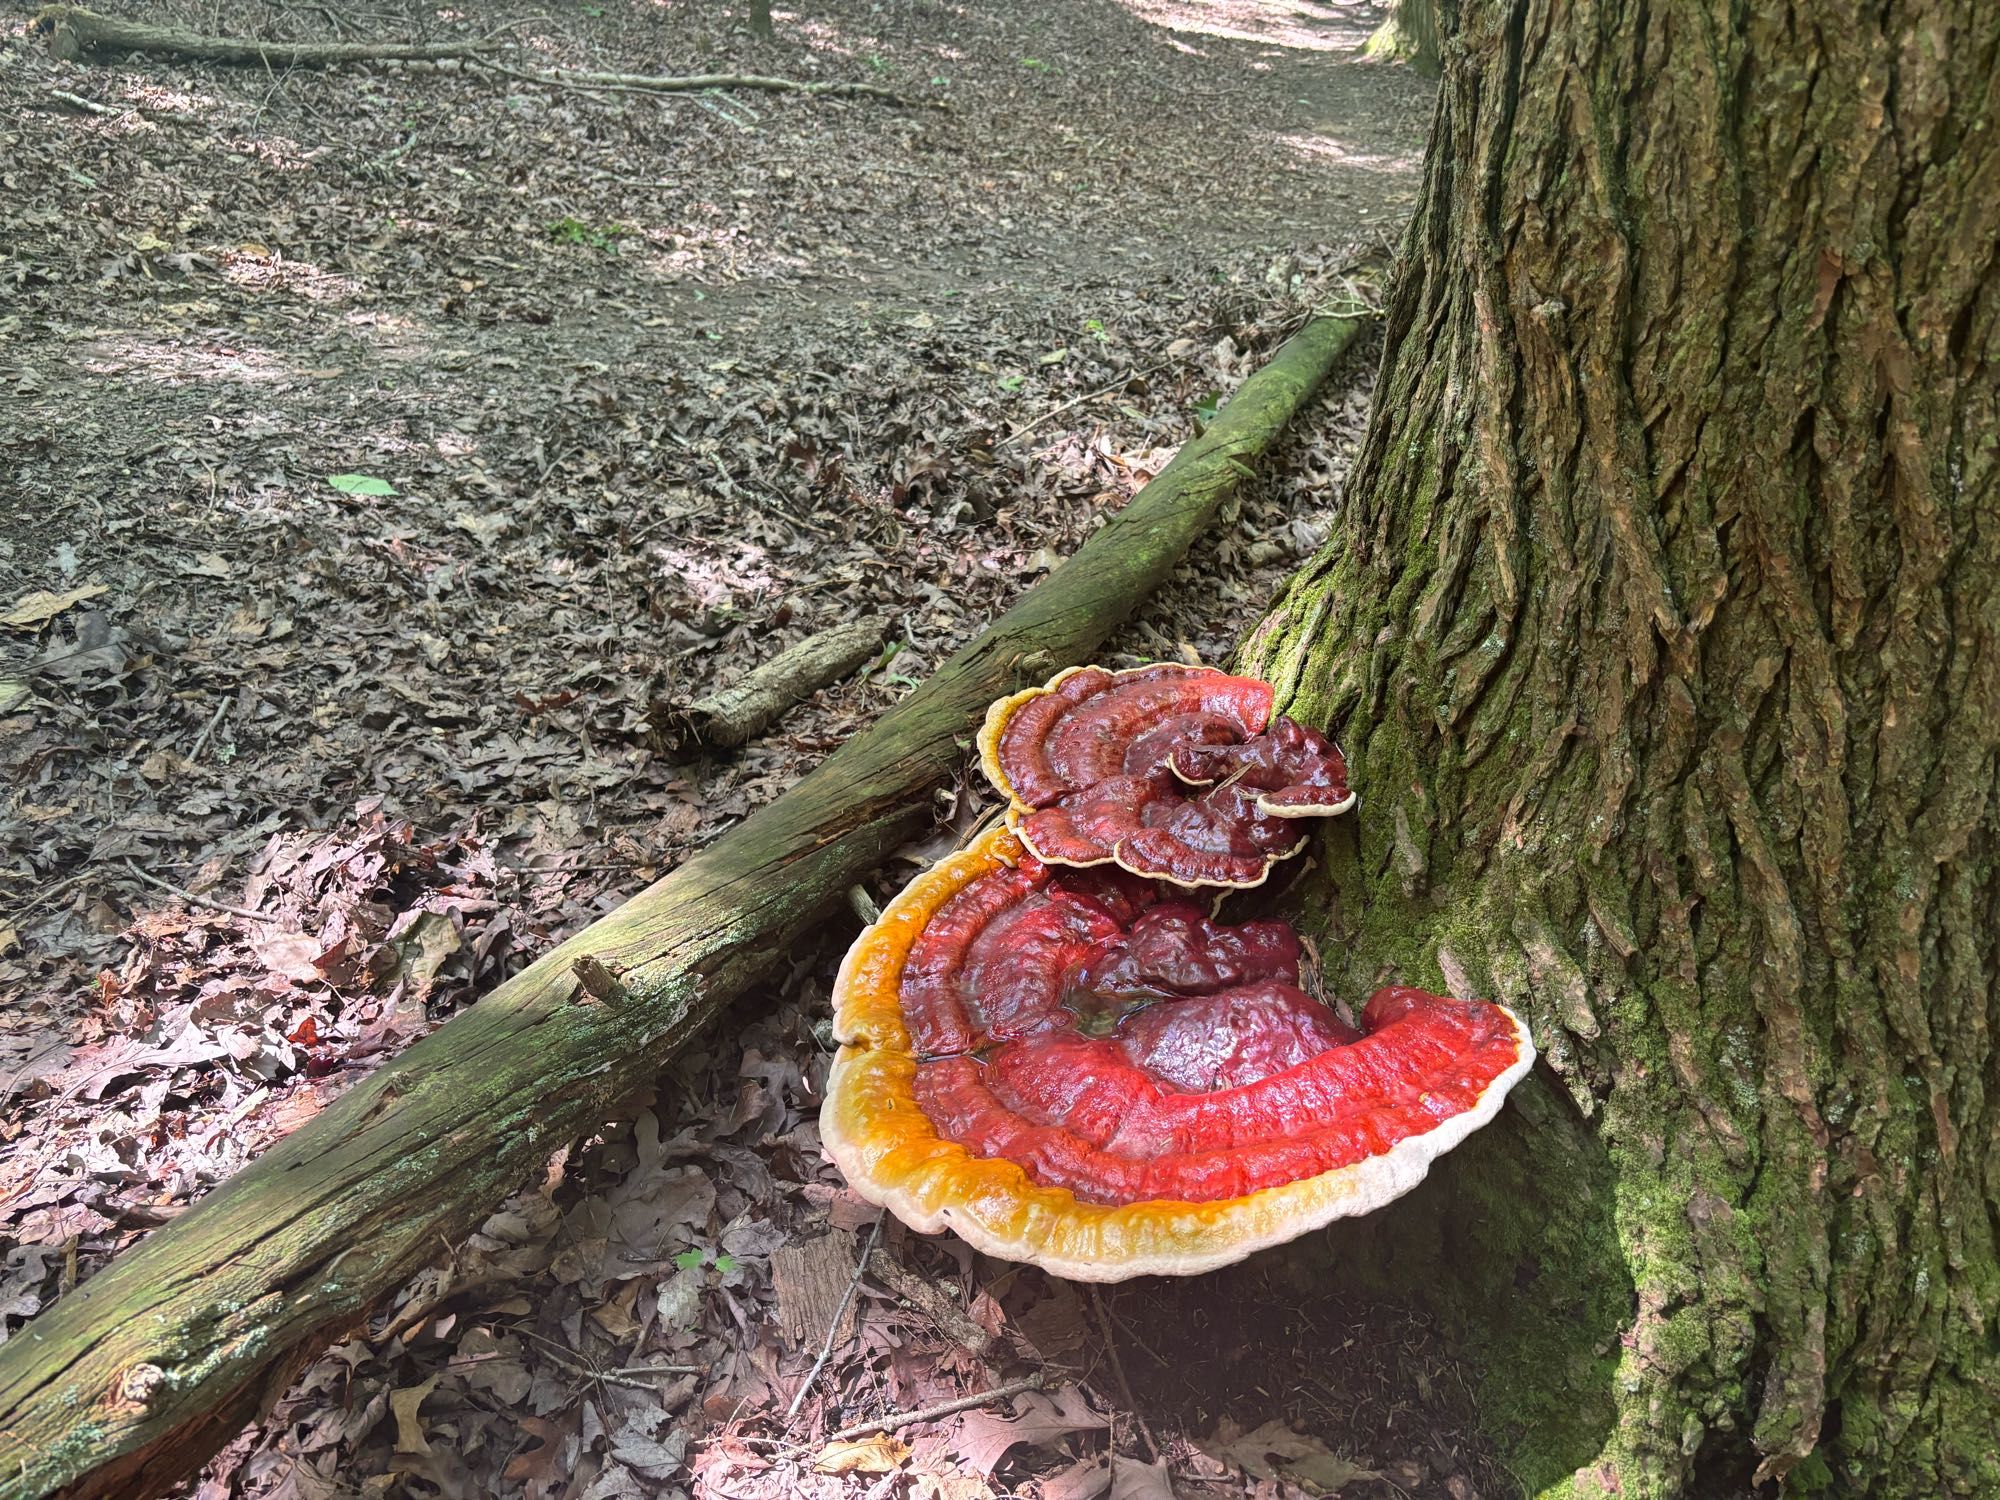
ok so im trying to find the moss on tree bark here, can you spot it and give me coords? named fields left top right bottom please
left=1243, top=0, right=1999, bottom=1493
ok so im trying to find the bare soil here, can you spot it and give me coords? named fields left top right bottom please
left=0, top=2, right=1507, bottom=1496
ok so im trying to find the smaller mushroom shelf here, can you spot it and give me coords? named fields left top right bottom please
left=823, top=817, right=1535, bottom=1281
left=977, top=662, right=1356, bottom=887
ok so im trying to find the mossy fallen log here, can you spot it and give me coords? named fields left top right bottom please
left=0, top=313, right=1369, bottom=1500
left=32, top=4, right=491, bottom=65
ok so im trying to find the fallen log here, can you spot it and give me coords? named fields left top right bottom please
left=32, top=4, right=491, bottom=65
left=654, top=617, right=889, bottom=753
left=0, top=313, right=1367, bottom=1500
left=32, top=6, right=934, bottom=107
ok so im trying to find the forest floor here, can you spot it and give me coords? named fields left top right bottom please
left=0, top=2, right=1500, bottom=1497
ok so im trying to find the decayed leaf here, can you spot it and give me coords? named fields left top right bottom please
left=388, top=911, right=460, bottom=997
left=925, top=1384, right=1109, bottom=1478
left=813, top=1434, right=911, bottom=1474
left=389, top=1374, right=440, bottom=1454
left=1198, top=1418, right=1378, bottom=1495
left=1108, top=1455, right=1180, bottom=1499
left=909, top=1477, right=998, bottom=1500
left=3, top=584, right=108, bottom=629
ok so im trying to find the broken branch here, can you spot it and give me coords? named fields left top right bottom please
left=32, top=4, right=490, bottom=65
left=654, top=618, right=889, bottom=753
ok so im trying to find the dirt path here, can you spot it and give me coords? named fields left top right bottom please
left=0, top=4, right=1488, bottom=1496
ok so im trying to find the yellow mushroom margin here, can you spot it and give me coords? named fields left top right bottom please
left=821, top=822, right=1538, bottom=1281
left=976, top=662, right=1316, bottom=891
left=973, top=660, right=1227, bottom=818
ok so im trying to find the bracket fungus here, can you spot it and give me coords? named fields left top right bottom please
left=977, top=663, right=1356, bottom=887
left=823, top=823, right=1535, bottom=1280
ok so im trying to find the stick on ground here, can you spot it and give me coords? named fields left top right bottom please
left=826, top=1374, right=1050, bottom=1442
left=656, top=618, right=888, bottom=753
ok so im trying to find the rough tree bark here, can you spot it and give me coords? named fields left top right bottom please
left=1364, top=0, right=1442, bottom=78
left=1243, top=0, right=1997, bottom=1495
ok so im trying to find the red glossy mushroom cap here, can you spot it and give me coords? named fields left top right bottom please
left=823, top=825, right=1536, bottom=1280
left=976, top=664, right=1355, bottom=887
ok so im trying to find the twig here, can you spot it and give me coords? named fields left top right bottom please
left=784, top=1211, right=882, bottom=1423
left=46, top=86, right=123, bottom=116
left=611, top=1362, right=705, bottom=1377
left=864, top=1247, right=994, bottom=1358
left=357, top=128, right=418, bottom=180
left=996, top=362, right=1174, bottom=451
left=474, top=58, right=934, bottom=109
left=188, top=694, right=230, bottom=762
left=1091, top=1287, right=1159, bottom=1461
left=5, top=872, right=90, bottom=926
left=826, top=1373, right=1049, bottom=1442
left=122, top=859, right=276, bottom=924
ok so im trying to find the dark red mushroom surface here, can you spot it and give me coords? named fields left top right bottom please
left=824, top=826, right=1535, bottom=1279
left=977, top=663, right=1355, bottom=887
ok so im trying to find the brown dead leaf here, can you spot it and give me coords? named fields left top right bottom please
left=1108, top=1455, right=1179, bottom=1499
left=504, top=1410, right=578, bottom=1494
left=909, top=1475, right=997, bottom=1500
left=389, top=1374, right=440, bottom=1454
left=1198, top=1419, right=1378, bottom=1495
left=813, top=1435, right=911, bottom=1474
left=920, top=1384, right=1108, bottom=1478
left=3, top=585, right=108, bottom=629
left=388, top=911, right=460, bottom=998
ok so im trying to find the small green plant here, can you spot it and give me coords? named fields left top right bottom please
left=546, top=215, right=623, bottom=252
left=673, top=1246, right=738, bottom=1274
left=867, top=53, right=887, bottom=72
left=327, top=473, right=397, bottom=496
left=996, top=373, right=1027, bottom=392
left=1083, top=317, right=1109, bottom=344
left=1019, top=57, right=1051, bottom=71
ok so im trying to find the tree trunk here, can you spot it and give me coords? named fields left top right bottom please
left=1364, top=0, right=1442, bottom=78
left=1243, top=1, right=1998, bottom=1495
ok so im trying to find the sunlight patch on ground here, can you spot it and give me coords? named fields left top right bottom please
left=1277, top=131, right=1420, bottom=174
left=82, top=333, right=299, bottom=387
left=647, top=540, right=781, bottom=609
left=217, top=247, right=365, bottom=303
left=341, top=308, right=441, bottom=365
left=633, top=219, right=814, bottom=285
left=1113, top=0, right=1375, bottom=52
left=117, top=79, right=228, bottom=118
left=221, top=134, right=318, bottom=172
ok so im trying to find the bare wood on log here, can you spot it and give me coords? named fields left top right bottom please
left=0, top=313, right=1368, bottom=1500
left=654, top=617, right=888, bottom=753
left=32, top=5, right=491, bottom=65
